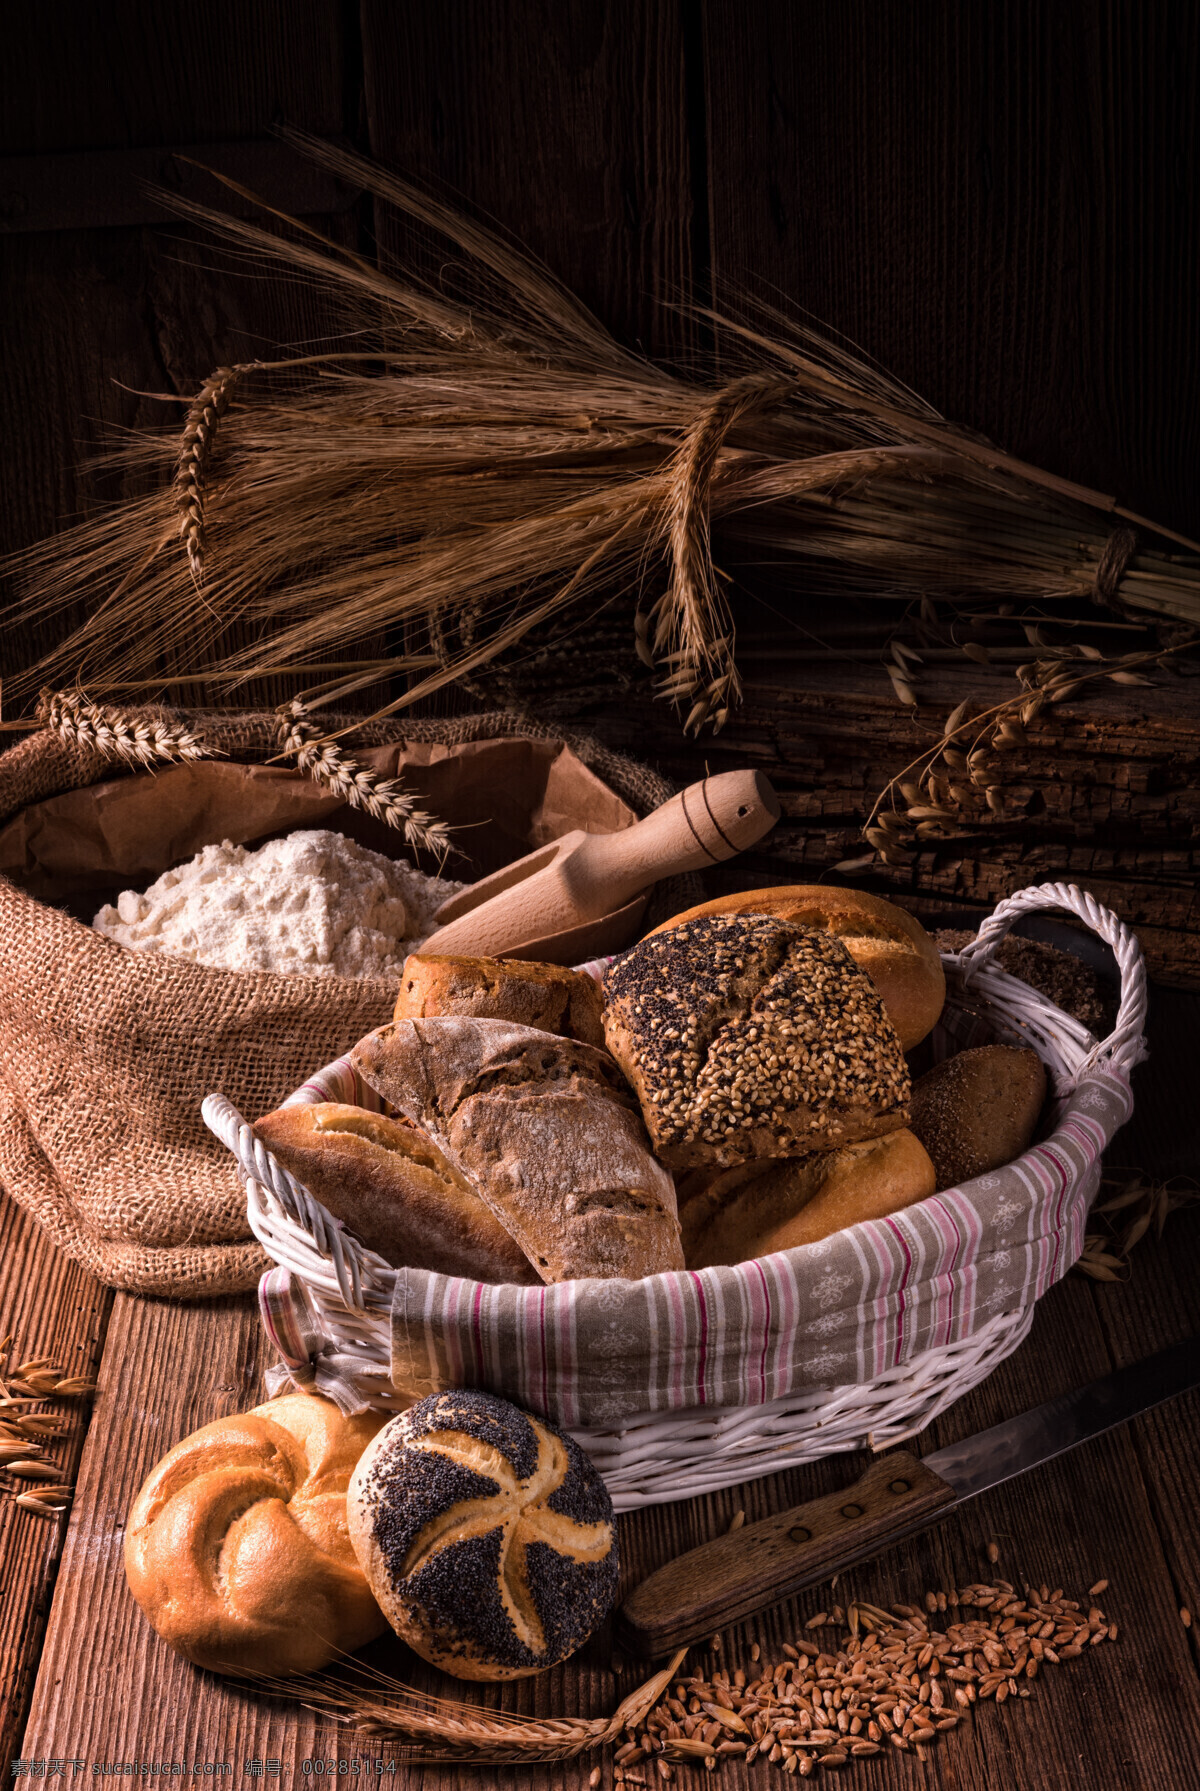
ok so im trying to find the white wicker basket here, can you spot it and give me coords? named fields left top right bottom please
left=203, top=881, right=1147, bottom=1511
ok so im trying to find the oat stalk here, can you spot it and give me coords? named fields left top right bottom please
left=275, top=700, right=455, bottom=858
left=36, top=688, right=216, bottom=769
left=844, top=634, right=1199, bottom=872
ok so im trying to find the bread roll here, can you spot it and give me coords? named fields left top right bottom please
left=683, top=1130, right=936, bottom=1267
left=352, top=1018, right=684, bottom=1281
left=124, top=1394, right=386, bottom=1677
left=394, top=953, right=605, bottom=1047
left=253, top=1103, right=538, bottom=1284
left=910, top=1045, right=1047, bottom=1188
left=647, top=885, right=944, bottom=1050
left=348, top=1389, right=618, bottom=1681
left=603, top=913, right=910, bottom=1170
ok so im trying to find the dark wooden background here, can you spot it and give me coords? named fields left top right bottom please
left=2, top=5, right=1199, bottom=1785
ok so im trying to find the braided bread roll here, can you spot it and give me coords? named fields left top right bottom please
left=124, top=1394, right=387, bottom=1676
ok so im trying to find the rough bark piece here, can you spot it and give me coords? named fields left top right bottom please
left=604, top=914, right=910, bottom=1170
left=351, top=1018, right=683, bottom=1282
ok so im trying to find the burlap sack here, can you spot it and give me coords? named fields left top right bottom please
left=0, top=708, right=699, bottom=1298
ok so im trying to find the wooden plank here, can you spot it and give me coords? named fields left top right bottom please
left=701, top=0, right=1200, bottom=542
left=19, top=1224, right=1200, bottom=1783
left=360, top=0, right=695, bottom=361
left=0, top=0, right=356, bottom=707
left=0, top=1191, right=111, bottom=1777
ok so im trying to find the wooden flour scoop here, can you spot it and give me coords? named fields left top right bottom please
left=422, top=769, right=780, bottom=963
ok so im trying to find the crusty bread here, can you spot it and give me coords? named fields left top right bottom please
left=124, top=1394, right=386, bottom=1677
left=647, top=885, right=945, bottom=1050
left=682, top=1129, right=936, bottom=1267
left=347, top=1389, right=618, bottom=1681
left=253, top=1102, right=538, bottom=1284
left=394, top=953, right=606, bottom=1047
left=603, top=913, right=910, bottom=1170
left=910, top=1045, right=1047, bottom=1189
left=352, top=1018, right=684, bottom=1282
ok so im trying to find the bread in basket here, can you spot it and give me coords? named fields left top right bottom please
left=203, top=881, right=1147, bottom=1511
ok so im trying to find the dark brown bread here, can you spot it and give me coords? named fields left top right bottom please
left=394, top=953, right=606, bottom=1047
left=253, top=1102, right=538, bottom=1284
left=352, top=1019, right=683, bottom=1282
left=910, top=1045, right=1047, bottom=1189
left=603, top=913, right=911, bottom=1170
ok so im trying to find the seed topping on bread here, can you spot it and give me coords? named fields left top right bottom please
left=605, top=914, right=910, bottom=1166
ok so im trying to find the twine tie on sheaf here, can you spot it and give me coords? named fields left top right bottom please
left=654, top=372, right=795, bottom=734
left=1093, top=527, right=1138, bottom=614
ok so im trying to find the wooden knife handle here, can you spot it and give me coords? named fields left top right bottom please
left=618, top=1452, right=959, bottom=1658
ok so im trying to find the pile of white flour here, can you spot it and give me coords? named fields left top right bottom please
left=93, top=830, right=467, bottom=979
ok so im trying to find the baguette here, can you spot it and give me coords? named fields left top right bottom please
left=253, top=1102, right=538, bottom=1283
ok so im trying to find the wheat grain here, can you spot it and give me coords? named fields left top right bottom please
left=176, top=364, right=262, bottom=582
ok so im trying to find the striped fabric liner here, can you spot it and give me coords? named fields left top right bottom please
left=384, top=1068, right=1131, bottom=1427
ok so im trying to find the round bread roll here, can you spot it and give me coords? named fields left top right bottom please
left=682, top=1129, right=936, bottom=1267
left=348, top=1389, right=618, bottom=1681
left=253, top=1102, right=538, bottom=1284
left=647, top=885, right=944, bottom=1050
left=910, top=1045, right=1047, bottom=1189
left=124, top=1394, right=386, bottom=1677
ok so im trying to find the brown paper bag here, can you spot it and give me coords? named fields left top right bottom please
left=0, top=708, right=699, bottom=1297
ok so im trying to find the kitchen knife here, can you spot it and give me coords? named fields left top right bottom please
left=619, top=1333, right=1200, bottom=1657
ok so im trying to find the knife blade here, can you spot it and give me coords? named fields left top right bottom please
left=619, top=1333, right=1200, bottom=1657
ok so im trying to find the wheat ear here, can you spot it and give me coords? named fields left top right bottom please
left=175, top=362, right=261, bottom=581
left=36, top=690, right=215, bottom=767
left=276, top=701, right=454, bottom=857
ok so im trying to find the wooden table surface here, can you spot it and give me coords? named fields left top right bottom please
left=2, top=992, right=1199, bottom=1790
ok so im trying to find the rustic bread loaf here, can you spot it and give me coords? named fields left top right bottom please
left=352, top=1018, right=684, bottom=1281
left=252, top=1102, right=538, bottom=1284
left=393, top=952, right=605, bottom=1047
left=603, top=914, right=910, bottom=1170
left=682, top=1129, right=936, bottom=1267
left=910, top=1045, right=1047, bottom=1189
left=124, top=1394, right=386, bottom=1676
left=347, top=1389, right=618, bottom=1681
left=647, top=885, right=945, bottom=1050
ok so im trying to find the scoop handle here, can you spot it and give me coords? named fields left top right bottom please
left=568, top=771, right=779, bottom=902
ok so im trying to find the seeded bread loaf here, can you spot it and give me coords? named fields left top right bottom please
left=647, top=885, right=945, bottom=1050
left=681, top=1129, right=936, bottom=1267
left=394, top=953, right=605, bottom=1047
left=910, top=1045, right=1047, bottom=1189
left=603, top=914, right=911, bottom=1170
left=351, top=1018, right=684, bottom=1282
left=253, top=1103, right=538, bottom=1284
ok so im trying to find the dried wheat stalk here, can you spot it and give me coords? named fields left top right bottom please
left=5, top=132, right=1199, bottom=737
left=0, top=1334, right=94, bottom=1523
left=275, top=700, right=454, bottom=858
left=36, top=688, right=216, bottom=768
left=278, top=1646, right=687, bottom=1763
left=175, top=362, right=267, bottom=582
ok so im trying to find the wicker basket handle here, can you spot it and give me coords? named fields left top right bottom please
left=201, top=1092, right=391, bottom=1312
left=955, top=881, right=1148, bottom=1081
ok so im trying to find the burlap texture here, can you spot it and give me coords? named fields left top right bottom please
left=0, top=708, right=698, bottom=1298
